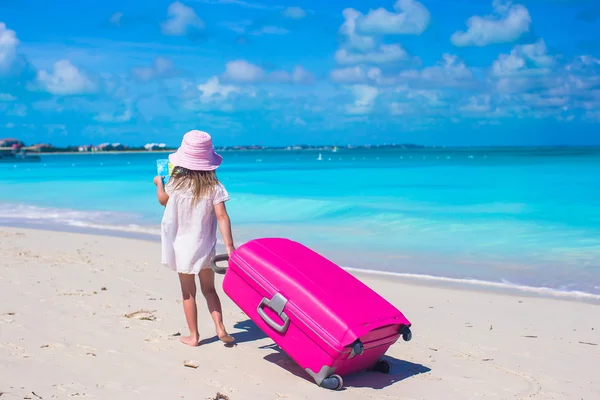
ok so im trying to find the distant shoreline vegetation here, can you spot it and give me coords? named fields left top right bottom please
left=31, top=144, right=600, bottom=153
left=7, top=141, right=429, bottom=153
left=3, top=138, right=599, bottom=154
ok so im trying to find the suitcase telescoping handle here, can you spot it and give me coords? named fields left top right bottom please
left=257, top=293, right=290, bottom=334
left=210, top=254, right=229, bottom=275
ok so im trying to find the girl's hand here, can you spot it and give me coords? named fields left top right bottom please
left=153, top=176, right=164, bottom=187
left=226, top=245, right=235, bottom=256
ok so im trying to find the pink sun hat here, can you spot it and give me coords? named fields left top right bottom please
left=168, top=130, right=223, bottom=171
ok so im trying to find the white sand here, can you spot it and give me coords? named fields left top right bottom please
left=0, top=227, right=598, bottom=399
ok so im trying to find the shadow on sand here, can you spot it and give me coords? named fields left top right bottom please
left=199, top=319, right=268, bottom=347
left=262, top=344, right=430, bottom=390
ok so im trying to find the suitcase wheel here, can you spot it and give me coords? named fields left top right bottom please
left=372, top=360, right=392, bottom=374
left=402, top=327, right=412, bottom=342
left=320, top=374, right=344, bottom=391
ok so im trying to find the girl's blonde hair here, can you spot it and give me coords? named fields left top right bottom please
left=169, top=166, right=220, bottom=205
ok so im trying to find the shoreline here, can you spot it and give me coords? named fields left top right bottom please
left=2, top=220, right=599, bottom=304
left=28, top=145, right=600, bottom=156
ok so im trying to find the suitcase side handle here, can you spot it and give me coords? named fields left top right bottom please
left=257, top=293, right=290, bottom=334
left=210, top=254, right=229, bottom=275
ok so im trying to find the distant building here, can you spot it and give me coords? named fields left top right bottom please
left=144, top=143, right=167, bottom=151
left=0, top=138, right=24, bottom=148
left=30, top=144, right=52, bottom=151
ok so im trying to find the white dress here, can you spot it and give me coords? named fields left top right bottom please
left=161, top=181, right=230, bottom=274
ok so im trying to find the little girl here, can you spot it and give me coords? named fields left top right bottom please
left=153, top=130, right=235, bottom=347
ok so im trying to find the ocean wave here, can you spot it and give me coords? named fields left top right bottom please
left=343, top=267, right=600, bottom=301
left=66, top=221, right=161, bottom=236
left=0, top=203, right=156, bottom=234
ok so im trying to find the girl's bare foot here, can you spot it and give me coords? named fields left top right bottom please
left=217, top=329, right=235, bottom=345
left=180, top=335, right=200, bottom=347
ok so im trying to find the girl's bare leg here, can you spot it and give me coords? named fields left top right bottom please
left=199, top=268, right=235, bottom=344
left=178, top=273, right=200, bottom=347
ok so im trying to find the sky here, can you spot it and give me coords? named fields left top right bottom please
left=0, top=0, right=599, bottom=147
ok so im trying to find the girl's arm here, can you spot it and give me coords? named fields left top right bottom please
left=214, top=202, right=235, bottom=255
left=153, top=176, right=169, bottom=206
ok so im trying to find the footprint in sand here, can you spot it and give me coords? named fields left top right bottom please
left=58, top=290, right=93, bottom=297
left=40, top=343, right=64, bottom=349
left=124, top=309, right=157, bottom=321
left=0, top=341, right=28, bottom=357
left=52, top=383, right=94, bottom=398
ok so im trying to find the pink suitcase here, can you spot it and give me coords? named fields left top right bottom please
left=211, top=238, right=412, bottom=390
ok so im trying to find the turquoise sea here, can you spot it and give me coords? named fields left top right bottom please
left=1, top=147, right=599, bottom=298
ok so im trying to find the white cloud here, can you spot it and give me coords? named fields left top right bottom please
left=492, top=40, right=554, bottom=77
left=330, top=66, right=383, bottom=84
left=221, top=21, right=250, bottom=34
left=223, top=21, right=289, bottom=36
left=331, top=66, right=368, bottom=83
left=339, top=8, right=376, bottom=51
left=567, top=55, right=600, bottom=73
left=402, top=87, right=445, bottom=107
left=388, top=96, right=439, bottom=116
left=522, top=93, right=568, bottom=108
left=0, top=93, right=16, bottom=101
left=191, top=76, right=261, bottom=113
left=109, top=12, right=124, bottom=26
left=283, top=6, right=307, bottom=19
left=330, top=54, right=472, bottom=88
left=197, top=77, right=241, bottom=101
left=562, top=56, right=600, bottom=93
left=132, top=57, right=176, bottom=82
left=399, top=54, right=474, bottom=86
left=335, top=44, right=413, bottom=65
left=221, top=60, right=314, bottom=84
left=197, top=0, right=272, bottom=10
left=451, top=1, right=531, bottom=47
left=161, top=2, right=204, bottom=36
left=347, top=85, right=379, bottom=114
left=269, top=66, right=315, bottom=84
left=0, top=22, right=19, bottom=73
left=460, top=95, right=492, bottom=113
left=291, top=66, right=314, bottom=85
left=256, top=26, right=289, bottom=35
left=518, top=40, right=555, bottom=67
left=489, top=40, right=558, bottom=94
left=336, top=6, right=420, bottom=67
left=356, top=0, right=431, bottom=35
left=222, top=60, right=265, bottom=83
left=36, top=60, right=97, bottom=95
